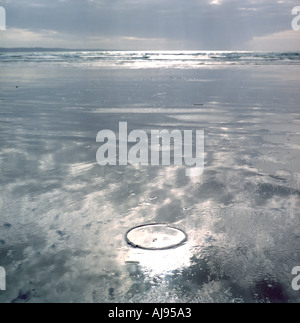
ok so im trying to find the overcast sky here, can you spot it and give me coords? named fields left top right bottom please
left=0, top=0, right=299, bottom=50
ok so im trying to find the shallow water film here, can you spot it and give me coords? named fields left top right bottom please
left=0, top=56, right=300, bottom=303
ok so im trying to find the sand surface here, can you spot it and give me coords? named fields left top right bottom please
left=0, top=63, right=300, bottom=302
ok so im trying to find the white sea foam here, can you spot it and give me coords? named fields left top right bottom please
left=0, top=50, right=300, bottom=68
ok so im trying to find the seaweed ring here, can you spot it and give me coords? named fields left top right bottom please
left=125, top=223, right=188, bottom=250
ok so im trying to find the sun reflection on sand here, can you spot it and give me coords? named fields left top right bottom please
left=124, top=244, right=192, bottom=277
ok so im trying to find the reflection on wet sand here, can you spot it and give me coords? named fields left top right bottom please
left=0, top=66, right=300, bottom=303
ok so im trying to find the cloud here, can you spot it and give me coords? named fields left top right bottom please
left=245, top=29, right=300, bottom=51
left=210, top=0, right=222, bottom=5
left=0, top=28, right=73, bottom=48
left=0, top=27, right=185, bottom=50
left=0, top=28, right=60, bottom=47
left=0, top=0, right=299, bottom=50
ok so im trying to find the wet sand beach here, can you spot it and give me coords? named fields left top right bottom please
left=0, top=53, right=300, bottom=302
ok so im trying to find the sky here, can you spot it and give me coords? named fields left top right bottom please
left=0, top=0, right=299, bottom=50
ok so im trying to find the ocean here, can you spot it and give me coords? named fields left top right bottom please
left=1, top=50, right=300, bottom=68
left=0, top=50, right=300, bottom=303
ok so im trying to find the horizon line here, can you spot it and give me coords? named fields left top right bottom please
left=0, top=47, right=298, bottom=53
